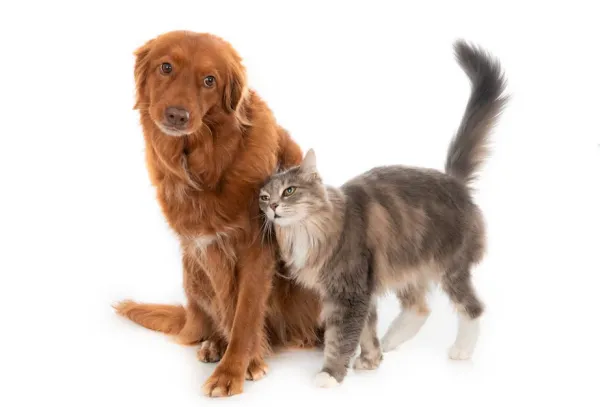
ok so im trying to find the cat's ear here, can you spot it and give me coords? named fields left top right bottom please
left=300, top=148, right=317, bottom=174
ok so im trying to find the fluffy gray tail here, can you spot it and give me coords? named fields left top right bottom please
left=445, top=40, right=508, bottom=186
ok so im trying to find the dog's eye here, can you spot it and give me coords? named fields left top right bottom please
left=160, top=63, right=173, bottom=75
left=260, top=195, right=269, bottom=202
left=282, top=187, right=296, bottom=197
left=203, top=76, right=216, bottom=88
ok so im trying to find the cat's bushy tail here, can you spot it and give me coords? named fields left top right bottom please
left=445, top=40, right=508, bottom=186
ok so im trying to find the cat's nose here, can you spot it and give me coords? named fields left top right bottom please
left=270, top=203, right=279, bottom=210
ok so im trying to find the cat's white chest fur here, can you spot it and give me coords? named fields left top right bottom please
left=290, top=230, right=310, bottom=269
left=280, top=225, right=324, bottom=293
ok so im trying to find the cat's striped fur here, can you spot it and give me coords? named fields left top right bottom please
left=259, top=40, right=507, bottom=386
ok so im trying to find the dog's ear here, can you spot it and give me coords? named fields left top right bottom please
left=133, top=39, right=154, bottom=110
left=222, top=59, right=248, bottom=114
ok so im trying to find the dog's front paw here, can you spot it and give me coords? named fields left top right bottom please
left=202, top=367, right=244, bottom=397
left=246, top=358, right=269, bottom=381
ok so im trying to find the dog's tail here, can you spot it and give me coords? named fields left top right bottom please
left=113, top=300, right=186, bottom=335
left=445, top=40, right=507, bottom=186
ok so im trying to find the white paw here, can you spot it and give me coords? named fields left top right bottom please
left=314, top=372, right=339, bottom=388
left=448, top=345, right=473, bottom=360
left=381, top=311, right=429, bottom=353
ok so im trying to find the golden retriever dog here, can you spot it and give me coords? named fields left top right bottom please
left=114, top=31, right=321, bottom=397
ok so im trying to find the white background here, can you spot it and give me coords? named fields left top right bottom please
left=1, top=1, right=599, bottom=406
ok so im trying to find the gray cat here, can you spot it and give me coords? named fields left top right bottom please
left=259, top=40, right=507, bottom=387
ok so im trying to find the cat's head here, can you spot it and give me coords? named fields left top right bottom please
left=259, top=149, right=329, bottom=226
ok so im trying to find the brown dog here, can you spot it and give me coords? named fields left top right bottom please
left=114, top=31, right=321, bottom=397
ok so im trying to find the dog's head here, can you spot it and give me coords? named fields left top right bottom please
left=133, top=31, right=248, bottom=136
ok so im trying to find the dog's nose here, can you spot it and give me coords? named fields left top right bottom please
left=270, top=203, right=279, bottom=210
left=165, top=107, right=190, bottom=127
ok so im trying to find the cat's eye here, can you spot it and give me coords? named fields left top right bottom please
left=282, top=187, right=296, bottom=197
left=160, top=62, right=173, bottom=75
left=260, top=195, right=269, bottom=202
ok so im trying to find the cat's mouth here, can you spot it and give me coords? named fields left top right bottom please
left=274, top=214, right=281, bottom=219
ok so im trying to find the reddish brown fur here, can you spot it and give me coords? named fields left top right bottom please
left=114, top=31, right=321, bottom=397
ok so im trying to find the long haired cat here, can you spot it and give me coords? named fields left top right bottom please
left=258, top=41, right=507, bottom=387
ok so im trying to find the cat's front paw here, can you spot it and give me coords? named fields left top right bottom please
left=353, top=352, right=383, bottom=370
left=314, top=371, right=340, bottom=388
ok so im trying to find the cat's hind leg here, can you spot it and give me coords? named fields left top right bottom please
left=381, top=283, right=430, bottom=352
left=442, top=261, right=484, bottom=360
